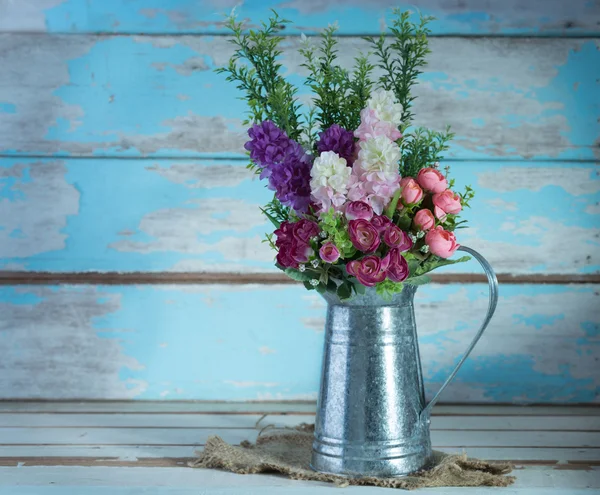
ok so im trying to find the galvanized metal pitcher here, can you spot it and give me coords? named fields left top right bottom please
left=311, top=246, right=498, bottom=477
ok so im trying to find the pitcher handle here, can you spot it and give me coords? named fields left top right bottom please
left=420, top=246, right=499, bottom=421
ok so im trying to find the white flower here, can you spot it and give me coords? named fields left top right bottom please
left=355, top=135, right=401, bottom=177
left=367, top=89, right=403, bottom=127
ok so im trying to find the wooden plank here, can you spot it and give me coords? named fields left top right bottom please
left=0, top=284, right=598, bottom=402
left=1, top=426, right=597, bottom=447
left=2, top=412, right=599, bottom=430
left=1, top=0, right=598, bottom=36
left=0, top=445, right=598, bottom=463
left=2, top=273, right=600, bottom=285
left=1, top=159, right=598, bottom=275
left=0, top=402, right=597, bottom=416
left=0, top=466, right=597, bottom=492
left=0, top=36, right=597, bottom=160
left=259, top=414, right=600, bottom=432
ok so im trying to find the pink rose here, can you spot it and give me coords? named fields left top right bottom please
left=345, top=201, right=374, bottom=221
left=383, top=225, right=413, bottom=252
left=319, top=242, right=340, bottom=263
left=276, top=244, right=297, bottom=268
left=425, top=226, right=459, bottom=258
left=432, top=189, right=462, bottom=221
left=274, top=221, right=295, bottom=247
left=354, top=108, right=402, bottom=142
left=348, top=219, right=381, bottom=253
left=413, top=209, right=435, bottom=231
left=290, top=240, right=314, bottom=264
left=347, top=255, right=389, bottom=287
left=370, top=214, right=392, bottom=234
left=293, top=219, right=320, bottom=243
left=417, top=167, right=448, bottom=194
left=385, top=248, right=410, bottom=283
left=400, top=177, right=423, bottom=205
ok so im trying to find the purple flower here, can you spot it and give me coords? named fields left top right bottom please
left=245, top=120, right=293, bottom=168
left=265, top=141, right=313, bottom=213
left=317, top=124, right=356, bottom=166
left=246, top=121, right=313, bottom=214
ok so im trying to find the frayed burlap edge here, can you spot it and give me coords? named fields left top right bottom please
left=190, top=424, right=515, bottom=490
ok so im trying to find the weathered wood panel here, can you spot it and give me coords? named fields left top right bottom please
left=1, top=158, right=597, bottom=274
left=0, top=283, right=597, bottom=402
left=1, top=0, right=598, bottom=36
left=0, top=35, right=598, bottom=160
left=1, top=466, right=598, bottom=494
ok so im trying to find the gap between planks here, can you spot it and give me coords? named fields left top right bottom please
left=1, top=272, right=599, bottom=285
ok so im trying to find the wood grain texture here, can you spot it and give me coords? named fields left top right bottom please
left=1, top=0, right=599, bottom=36
left=3, top=273, right=600, bottom=285
left=0, top=466, right=597, bottom=494
left=0, top=284, right=597, bottom=402
left=0, top=35, right=598, bottom=160
left=1, top=159, right=598, bottom=274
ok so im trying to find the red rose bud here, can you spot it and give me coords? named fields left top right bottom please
left=345, top=201, right=374, bottom=221
left=383, top=225, right=413, bottom=251
left=385, top=248, right=410, bottom=282
left=370, top=214, right=392, bottom=234
left=292, top=219, right=320, bottom=243
left=348, top=219, right=381, bottom=253
left=347, top=255, right=389, bottom=287
left=319, top=242, right=341, bottom=263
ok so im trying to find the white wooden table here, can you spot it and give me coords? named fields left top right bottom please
left=0, top=402, right=598, bottom=494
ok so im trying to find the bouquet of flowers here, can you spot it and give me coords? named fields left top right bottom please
left=219, top=9, right=474, bottom=299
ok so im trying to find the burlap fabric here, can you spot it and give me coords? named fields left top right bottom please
left=190, top=424, right=515, bottom=490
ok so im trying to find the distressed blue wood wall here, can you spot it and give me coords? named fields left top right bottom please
left=0, top=0, right=598, bottom=402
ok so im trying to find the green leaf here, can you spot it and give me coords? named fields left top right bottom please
left=284, top=268, right=312, bottom=282
left=385, top=188, right=402, bottom=219
left=405, top=275, right=431, bottom=286
left=353, top=282, right=366, bottom=295
left=337, top=282, right=353, bottom=300
left=415, top=255, right=471, bottom=276
left=260, top=207, right=281, bottom=229
left=396, top=212, right=412, bottom=230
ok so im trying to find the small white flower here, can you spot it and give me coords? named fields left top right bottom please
left=367, top=89, right=403, bottom=127
left=356, top=136, right=401, bottom=177
left=310, top=151, right=351, bottom=193
left=311, top=259, right=320, bottom=268
left=299, top=264, right=306, bottom=272
left=310, top=279, right=319, bottom=287
left=416, top=230, right=425, bottom=239
left=409, top=233, right=417, bottom=243
left=300, top=32, right=308, bottom=44
left=319, top=231, right=328, bottom=239
left=420, top=245, right=430, bottom=254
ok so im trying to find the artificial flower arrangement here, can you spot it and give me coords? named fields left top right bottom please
left=219, top=9, right=474, bottom=299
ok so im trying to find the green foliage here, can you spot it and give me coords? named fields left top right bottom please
left=400, top=126, right=454, bottom=177
left=299, top=26, right=374, bottom=139
left=376, top=279, right=405, bottom=300
left=366, top=10, right=432, bottom=130
left=260, top=196, right=289, bottom=228
left=217, top=12, right=302, bottom=140
left=415, top=255, right=471, bottom=276
left=319, top=209, right=356, bottom=258
left=404, top=274, right=431, bottom=286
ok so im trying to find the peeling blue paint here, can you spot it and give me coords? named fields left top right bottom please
left=0, top=103, right=16, bottom=114
left=1, top=283, right=597, bottom=402
left=1, top=158, right=598, bottom=273
left=40, top=1, right=600, bottom=36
